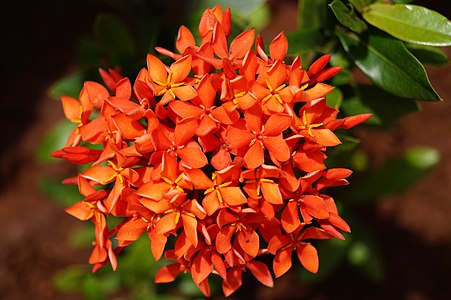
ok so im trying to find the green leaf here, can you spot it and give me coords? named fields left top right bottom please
left=337, top=30, right=441, bottom=101
left=341, top=85, right=421, bottom=126
left=298, top=0, right=328, bottom=30
left=406, top=43, right=449, bottom=67
left=329, top=0, right=367, bottom=33
left=35, top=120, right=76, bottom=164
left=344, top=146, right=440, bottom=205
left=48, top=71, right=84, bottom=100
left=362, top=4, right=451, bottom=46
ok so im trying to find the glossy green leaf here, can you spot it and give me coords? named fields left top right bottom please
left=392, top=0, right=413, bottom=3
left=362, top=4, right=451, bottom=46
left=406, top=43, right=449, bottom=66
left=341, top=85, right=421, bottom=126
left=344, top=146, right=440, bottom=204
left=48, top=71, right=84, bottom=100
left=298, top=0, right=328, bottom=29
left=35, top=120, right=77, bottom=164
left=338, top=30, right=441, bottom=101
left=329, top=0, right=367, bottom=33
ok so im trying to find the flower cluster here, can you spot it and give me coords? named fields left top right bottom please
left=52, top=5, right=370, bottom=297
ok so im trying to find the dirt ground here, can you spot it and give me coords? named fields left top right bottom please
left=1, top=1, right=450, bottom=299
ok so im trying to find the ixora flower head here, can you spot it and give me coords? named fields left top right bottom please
left=52, top=5, right=370, bottom=297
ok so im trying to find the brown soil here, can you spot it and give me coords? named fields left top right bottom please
left=1, top=1, right=450, bottom=299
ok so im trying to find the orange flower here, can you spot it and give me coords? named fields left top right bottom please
left=146, top=54, right=197, bottom=105
left=268, top=226, right=331, bottom=277
left=226, top=106, right=292, bottom=169
left=201, top=167, right=247, bottom=216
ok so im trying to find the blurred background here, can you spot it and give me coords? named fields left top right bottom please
left=0, top=0, right=450, bottom=299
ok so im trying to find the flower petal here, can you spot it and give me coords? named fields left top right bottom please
left=172, top=85, right=197, bottom=101
left=176, top=25, right=196, bottom=54
left=170, top=55, right=192, bottom=83
left=302, top=195, right=329, bottom=219
left=155, top=264, right=182, bottom=283
left=264, top=114, right=292, bottom=136
left=247, top=261, right=274, bottom=288
left=61, top=96, right=81, bottom=122
left=155, top=212, right=178, bottom=235
left=169, top=101, right=203, bottom=119
left=243, top=142, right=264, bottom=169
left=147, top=54, right=168, bottom=83
left=273, top=247, right=293, bottom=278
left=177, top=143, right=208, bottom=168
left=296, top=243, right=319, bottom=274
left=261, top=181, right=283, bottom=205
left=174, top=117, right=198, bottom=146
left=269, top=32, right=288, bottom=61
left=281, top=201, right=301, bottom=233
left=137, top=182, right=170, bottom=201
left=82, top=166, right=116, bottom=185
left=222, top=268, right=243, bottom=297
left=263, top=136, right=291, bottom=162
left=192, top=250, right=213, bottom=284
left=220, top=186, right=248, bottom=206
left=148, top=231, right=167, bottom=261
left=237, top=229, right=259, bottom=257
left=116, top=218, right=146, bottom=242
left=230, top=29, right=255, bottom=59
left=182, top=214, right=198, bottom=247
